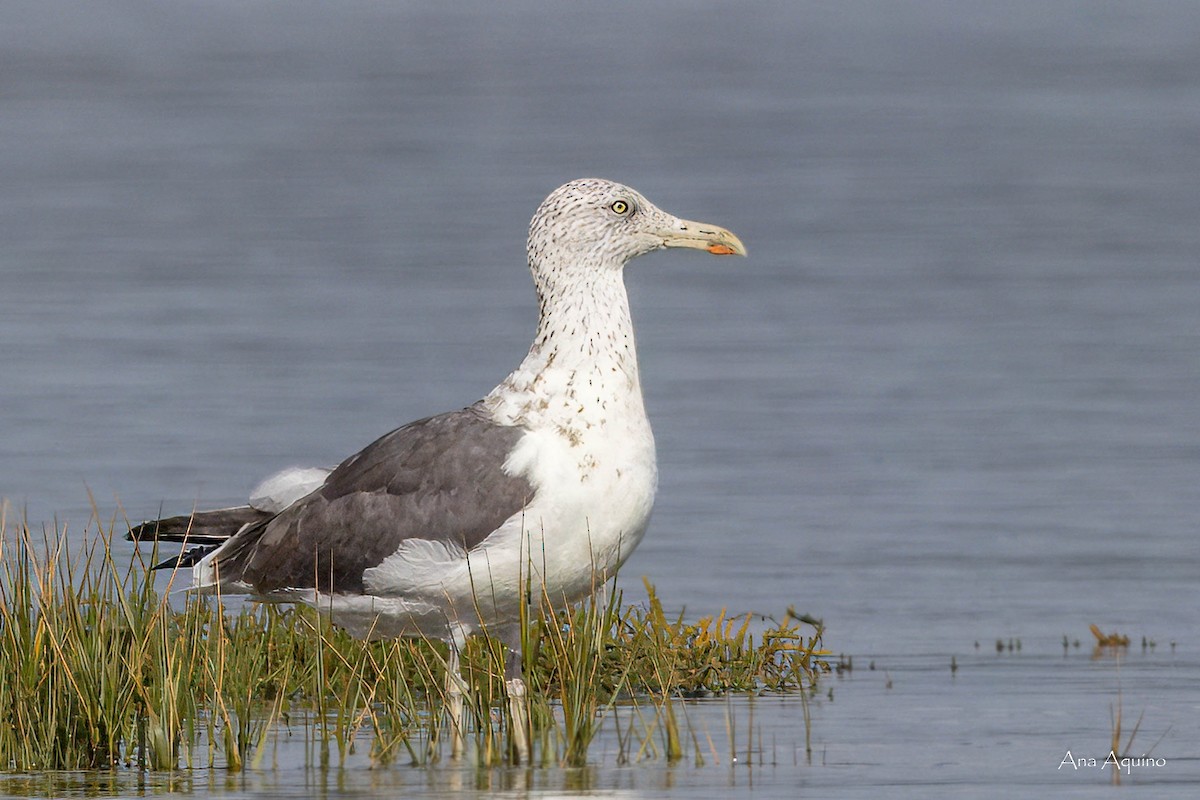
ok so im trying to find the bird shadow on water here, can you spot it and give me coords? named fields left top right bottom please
left=0, top=509, right=828, bottom=796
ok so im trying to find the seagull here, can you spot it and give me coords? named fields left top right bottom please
left=128, top=178, right=745, bottom=760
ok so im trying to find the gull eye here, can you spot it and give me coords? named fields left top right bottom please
left=609, top=199, right=631, bottom=215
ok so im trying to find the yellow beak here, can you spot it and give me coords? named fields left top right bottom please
left=658, top=218, right=747, bottom=257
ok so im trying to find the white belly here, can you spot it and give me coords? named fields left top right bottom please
left=500, top=422, right=658, bottom=601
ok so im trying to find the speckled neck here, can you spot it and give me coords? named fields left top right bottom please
left=484, top=251, right=645, bottom=431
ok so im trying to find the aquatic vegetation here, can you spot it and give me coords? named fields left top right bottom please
left=0, top=518, right=827, bottom=772
left=1090, top=624, right=1130, bottom=650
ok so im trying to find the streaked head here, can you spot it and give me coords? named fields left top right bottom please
left=528, top=178, right=746, bottom=271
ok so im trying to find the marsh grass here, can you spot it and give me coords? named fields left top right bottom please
left=0, top=516, right=828, bottom=773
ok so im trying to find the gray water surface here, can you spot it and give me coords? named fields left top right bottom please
left=2, top=1, right=1199, bottom=796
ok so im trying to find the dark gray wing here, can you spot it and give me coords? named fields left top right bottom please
left=213, top=402, right=533, bottom=594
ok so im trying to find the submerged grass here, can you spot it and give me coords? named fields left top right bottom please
left=0, top=515, right=828, bottom=772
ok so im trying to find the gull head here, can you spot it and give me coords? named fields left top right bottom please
left=527, top=178, right=746, bottom=273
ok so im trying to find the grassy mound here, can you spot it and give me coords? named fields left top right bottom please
left=0, top=519, right=827, bottom=771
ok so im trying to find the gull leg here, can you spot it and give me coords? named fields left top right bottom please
left=505, top=641, right=530, bottom=765
left=444, top=640, right=468, bottom=760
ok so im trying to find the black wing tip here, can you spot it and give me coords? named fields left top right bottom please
left=126, top=507, right=270, bottom=544
left=126, top=515, right=191, bottom=542
left=150, top=544, right=219, bottom=571
left=126, top=520, right=158, bottom=542
left=126, top=519, right=229, bottom=545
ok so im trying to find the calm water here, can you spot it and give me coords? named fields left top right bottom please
left=2, top=1, right=1199, bottom=796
